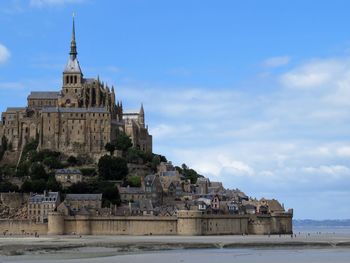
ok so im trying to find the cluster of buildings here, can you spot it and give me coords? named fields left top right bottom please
left=27, top=161, right=289, bottom=224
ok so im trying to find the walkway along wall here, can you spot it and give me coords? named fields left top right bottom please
left=47, top=211, right=293, bottom=236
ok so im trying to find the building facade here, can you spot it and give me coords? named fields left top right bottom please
left=0, top=18, right=152, bottom=161
left=28, top=191, right=60, bottom=223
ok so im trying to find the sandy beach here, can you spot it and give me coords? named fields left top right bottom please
left=0, top=230, right=348, bottom=262
left=0, top=231, right=349, bottom=256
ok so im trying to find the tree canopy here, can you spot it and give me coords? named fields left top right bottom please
left=98, top=155, right=128, bottom=180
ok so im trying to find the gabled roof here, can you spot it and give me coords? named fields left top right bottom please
left=29, top=192, right=59, bottom=203
left=65, top=193, right=102, bottom=201
left=28, top=91, right=60, bottom=100
left=42, top=107, right=108, bottom=113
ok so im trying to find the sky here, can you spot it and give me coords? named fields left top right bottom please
left=1, top=0, right=350, bottom=220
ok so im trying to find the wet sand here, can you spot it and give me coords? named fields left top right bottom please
left=0, top=232, right=349, bottom=259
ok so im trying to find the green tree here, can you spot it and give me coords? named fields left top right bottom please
left=30, top=163, right=47, bottom=180
left=31, top=179, right=47, bottom=193
left=16, top=161, right=30, bottom=177
left=0, top=181, right=19, bottom=192
left=67, top=182, right=92, bottom=194
left=67, top=156, right=78, bottom=166
left=43, top=156, right=63, bottom=169
left=115, top=132, right=132, bottom=152
left=105, top=143, right=116, bottom=155
left=46, top=176, right=61, bottom=192
left=96, top=181, right=121, bottom=206
left=98, top=155, right=128, bottom=180
left=151, top=155, right=161, bottom=172
left=20, top=180, right=33, bottom=192
left=126, top=148, right=141, bottom=164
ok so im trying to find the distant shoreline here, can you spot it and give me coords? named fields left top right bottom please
left=0, top=233, right=350, bottom=257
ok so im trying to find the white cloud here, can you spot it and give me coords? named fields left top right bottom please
left=337, top=146, right=350, bottom=157
left=30, top=0, right=86, bottom=7
left=0, top=43, right=10, bottom=64
left=262, top=56, right=290, bottom=68
left=280, top=58, right=349, bottom=89
left=303, top=165, right=350, bottom=177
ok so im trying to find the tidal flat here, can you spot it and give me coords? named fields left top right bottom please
left=0, top=230, right=349, bottom=262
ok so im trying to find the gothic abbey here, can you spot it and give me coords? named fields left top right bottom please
left=0, top=19, right=152, bottom=161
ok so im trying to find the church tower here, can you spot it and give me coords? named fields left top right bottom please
left=62, top=15, right=83, bottom=98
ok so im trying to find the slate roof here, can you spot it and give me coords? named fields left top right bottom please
left=55, top=169, right=82, bottom=175
left=64, top=57, right=82, bottom=73
left=42, top=107, right=108, bottom=113
left=6, top=107, right=26, bottom=112
left=119, top=187, right=145, bottom=194
left=29, top=192, right=59, bottom=203
left=28, top=91, right=60, bottom=100
left=65, top=193, right=102, bottom=201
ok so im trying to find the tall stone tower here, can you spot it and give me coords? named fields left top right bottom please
left=61, top=16, right=83, bottom=106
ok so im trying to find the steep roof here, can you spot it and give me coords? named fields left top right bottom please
left=65, top=193, right=102, bottom=201
left=42, top=107, right=108, bottom=113
left=28, top=91, right=60, bottom=100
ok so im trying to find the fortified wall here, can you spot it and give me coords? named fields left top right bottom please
left=45, top=210, right=292, bottom=236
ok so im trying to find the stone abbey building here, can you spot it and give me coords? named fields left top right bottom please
left=0, top=19, right=152, bottom=161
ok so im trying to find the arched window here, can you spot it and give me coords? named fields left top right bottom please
left=70, top=76, right=73, bottom=84
left=66, top=76, right=69, bottom=84
left=74, top=76, right=77, bottom=84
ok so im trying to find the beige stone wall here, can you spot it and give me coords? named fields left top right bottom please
left=0, top=219, right=47, bottom=235
left=24, top=211, right=293, bottom=236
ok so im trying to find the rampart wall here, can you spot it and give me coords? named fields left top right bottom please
left=0, top=219, right=47, bottom=235
left=47, top=211, right=292, bottom=236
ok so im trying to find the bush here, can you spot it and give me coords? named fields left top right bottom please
left=127, top=175, right=141, bottom=187
left=98, top=155, right=128, bottom=180
left=67, top=156, right=79, bottom=166
left=79, top=167, right=96, bottom=176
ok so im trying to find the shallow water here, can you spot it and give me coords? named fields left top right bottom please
left=2, top=248, right=350, bottom=263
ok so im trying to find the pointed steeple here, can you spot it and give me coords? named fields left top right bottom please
left=70, top=14, right=77, bottom=59
left=140, top=103, right=144, bottom=115
left=64, top=14, right=82, bottom=75
left=139, top=103, right=145, bottom=126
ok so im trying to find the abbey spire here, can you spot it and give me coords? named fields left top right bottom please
left=63, top=14, right=82, bottom=75
left=70, top=15, right=77, bottom=60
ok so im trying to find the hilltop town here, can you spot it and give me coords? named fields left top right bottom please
left=0, top=19, right=292, bottom=236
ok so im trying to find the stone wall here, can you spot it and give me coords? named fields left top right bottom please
left=0, top=219, right=47, bottom=235
left=47, top=210, right=292, bottom=236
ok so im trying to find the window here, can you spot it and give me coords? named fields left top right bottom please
left=66, top=76, right=69, bottom=84
left=74, top=75, right=77, bottom=83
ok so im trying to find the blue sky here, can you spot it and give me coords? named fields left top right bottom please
left=1, top=0, right=350, bottom=219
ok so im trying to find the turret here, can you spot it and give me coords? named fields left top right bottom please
left=139, top=103, right=145, bottom=127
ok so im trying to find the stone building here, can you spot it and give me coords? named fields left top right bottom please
left=64, top=193, right=102, bottom=213
left=0, top=18, right=152, bottom=162
left=55, top=169, right=83, bottom=188
left=28, top=191, right=60, bottom=223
